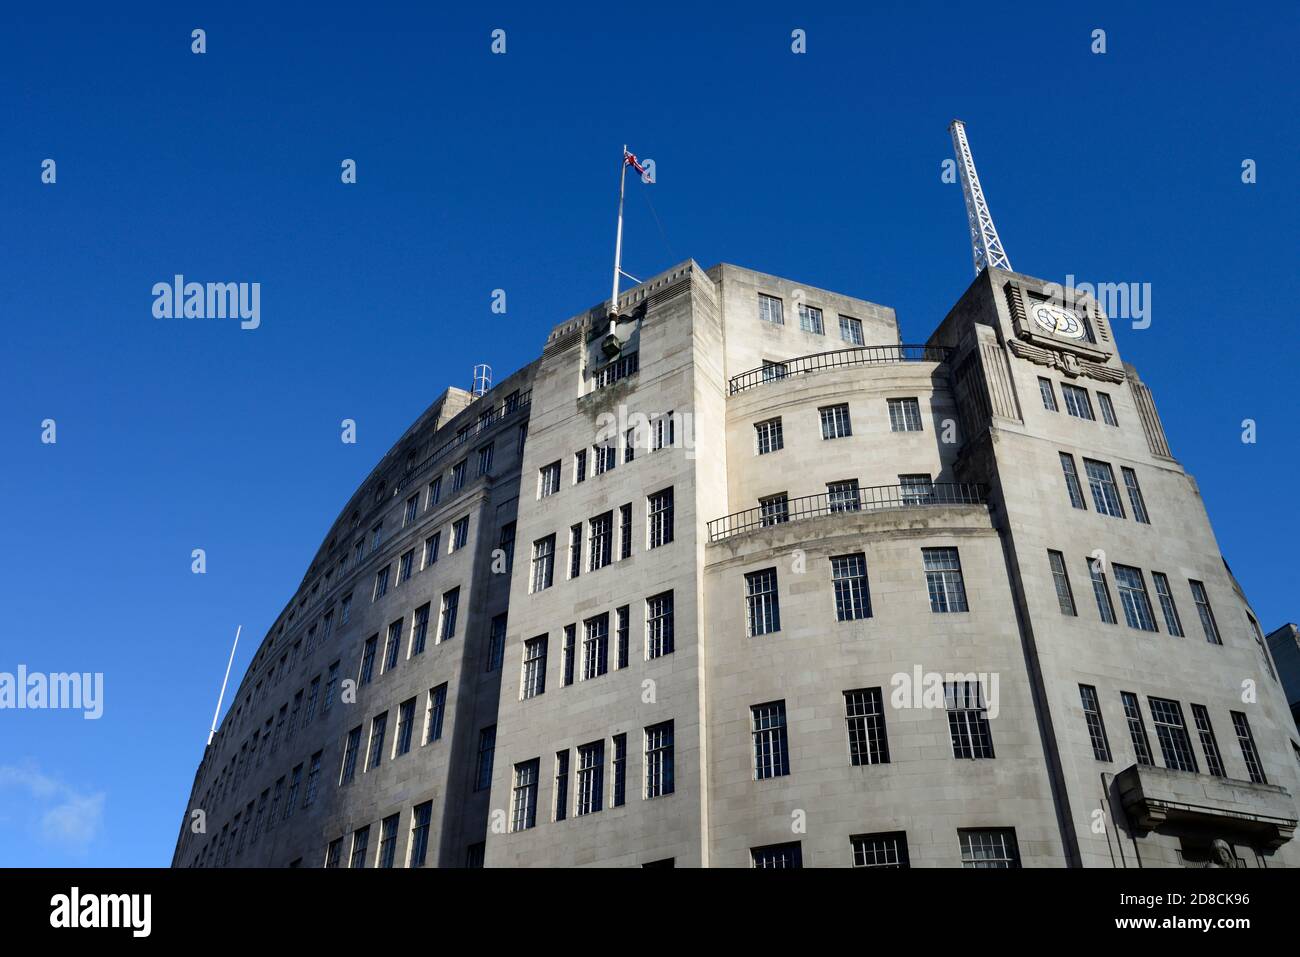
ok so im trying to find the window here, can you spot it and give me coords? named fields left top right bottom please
left=758, top=293, right=784, bottom=325
left=1246, top=613, right=1277, bottom=680
left=1084, top=459, right=1125, bottom=518
left=422, top=532, right=440, bottom=570
left=323, top=662, right=339, bottom=713
left=647, top=488, right=674, bottom=548
left=1151, top=572, right=1184, bottom=636
left=497, top=522, right=515, bottom=572
left=582, top=613, right=609, bottom=680
left=1232, top=711, right=1266, bottom=783
left=475, top=726, right=496, bottom=791
left=576, top=741, right=604, bottom=815
left=611, top=734, right=627, bottom=807
left=1121, top=692, right=1154, bottom=766
left=1079, top=685, right=1112, bottom=761
left=923, top=547, right=968, bottom=613
left=438, top=588, right=459, bottom=642
left=827, top=479, right=861, bottom=512
left=755, top=418, right=783, bottom=455
left=451, top=460, right=466, bottom=491
left=397, top=549, right=414, bottom=583
left=554, top=751, right=570, bottom=822
left=1097, top=391, right=1119, bottom=426
left=427, top=477, right=442, bottom=509
left=325, top=838, right=343, bottom=869
left=623, top=426, right=637, bottom=463
left=378, top=815, right=398, bottom=868
left=304, top=677, right=320, bottom=725
left=573, top=449, right=587, bottom=483
left=476, top=443, right=494, bottom=477
left=653, top=411, right=675, bottom=451
left=465, top=843, right=486, bottom=868
left=616, top=605, right=630, bottom=668
left=409, top=802, right=432, bottom=867
left=562, top=625, right=576, bottom=686
left=852, top=833, right=909, bottom=868
left=1114, top=469, right=1151, bottom=526
left=395, top=697, right=416, bottom=756
left=761, top=360, right=788, bottom=382
left=340, top=722, right=361, bottom=785
left=370, top=522, right=384, bottom=553
left=1038, top=377, right=1058, bottom=412
left=1088, top=557, right=1117, bottom=624
left=899, top=473, right=935, bottom=505
left=411, top=603, right=431, bottom=656
left=531, top=535, right=555, bottom=592
left=404, top=494, right=418, bottom=526
left=959, top=829, right=1020, bottom=868
left=839, top=314, right=864, bottom=345
left=285, top=765, right=302, bottom=818
left=819, top=403, right=852, bottom=439
left=304, top=752, right=322, bottom=807
left=1148, top=697, right=1198, bottom=772
left=372, top=566, right=390, bottom=602
left=425, top=685, right=447, bottom=744
left=353, top=539, right=365, bottom=567
left=1059, top=453, right=1087, bottom=510
left=522, top=636, right=547, bottom=699
left=759, top=493, right=789, bottom=526
left=1189, top=580, right=1221, bottom=645
left=751, top=701, right=790, bottom=779
left=594, top=352, right=638, bottom=388
left=451, top=516, right=469, bottom=551
left=539, top=461, right=561, bottom=498
left=511, top=760, right=540, bottom=831
left=745, top=568, right=781, bottom=636
left=383, top=619, right=402, bottom=671
left=594, top=442, right=617, bottom=475
left=844, top=688, right=889, bottom=766
left=1048, top=550, right=1077, bottom=616
left=751, top=842, right=802, bottom=869
left=568, top=524, right=582, bottom=579
left=888, top=397, right=922, bottom=432
left=367, top=713, right=387, bottom=770
left=359, top=635, right=377, bottom=685
left=349, top=826, right=370, bottom=869
left=1191, top=704, right=1226, bottom=777
left=831, top=553, right=871, bottom=621
left=798, top=303, right=824, bottom=334
left=1114, top=565, right=1157, bottom=631
left=589, top=512, right=613, bottom=571
left=645, top=721, right=674, bottom=798
left=486, top=613, right=506, bottom=671
left=946, top=680, right=995, bottom=759
left=619, top=504, right=632, bottom=560
left=1061, top=383, right=1094, bottom=420
left=647, top=592, right=675, bottom=658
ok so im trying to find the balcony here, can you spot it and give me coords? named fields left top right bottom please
left=706, top=482, right=989, bottom=543
left=728, top=344, right=950, bottom=396
left=1115, top=764, right=1297, bottom=849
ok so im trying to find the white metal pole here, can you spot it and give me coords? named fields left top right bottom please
left=609, top=145, right=628, bottom=335
left=207, top=625, right=241, bottom=746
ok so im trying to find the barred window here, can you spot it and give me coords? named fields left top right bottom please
left=1097, top=391, right=1119, bottom=426
left=745, top=568, right=781, bottom=636
left=759, top=493, right=789, bottom=527
left=1114, top=564, right=1157, bottom=632
left=1232, top=711, right=1266, bottom=783
left=827, top=479, right=861, bottom=512
left=959, top=829, right=1020, bottom=868
left=1079, top=685, right=1112, bottom=762
left=521, top=636, right=547, bottom=699
left=831, top=553, right=871, bottom=621
left=1149, top=697, right=1198, bottom=772
left=946, top=680, right=995, bottom=759
left=438, top=588, right=459, bottom=642
left=511, top=759, right=539, bottom=831
left=539, top=461, right=561, bottom=498
left=1121, top=691, right=1154, bottom=766
left=755, top=417, right=784, bottom=455
left=1061, top=383, right=1094, bottom=420
left=582, top=613, right=609, bottom=680
left=1189, top=580, right=1221, bottom=644
left=1059, top=452, right=1087, bottom=510
left=647, top=592, right=675, bottom=658
left=611, top=734, right=627, bottom=808
left=923, top=547, right=968, bottom=613
left=648, top=487, right=674, bottom=548
left=888, top=397, right=922, bottom=432
left=1048, top=550, right=1077, bottom=616
left=1151, top=572, right=1184, bottom=636
left=1038, top=377, right=1058, bottom=412
left=752, top=701, right=790, bottom=779
left=820, top=403, right=852, bottom=439
left=645, top=721, right=675, bottom=798
left=851, top=832, right=909, bottom=868
left=1121, top=467, right=1149, bottom=524
left=1088, top=557, right=1117, bottom=624
left=758, top=293, right=784, bottom=325
left=424, top=684, right=446, bottom=744
left=475, top=726, right=496, bottom=791
left=839, top=314, right=864, bottom=345
left=798, top=303, right=824, bottom=334
left=409, top=802, right=432, bottom=867
left=1191, top=704, right=1226, bottom=777
left=576, top=741, right=604, bottom=815
left=751, top=842, right=802, bottom=869
left=1084, top=459, right=1125, bottom=518
left=531, top=535, right=555, bottom=593
left=844, top=688, right=889, bottom=766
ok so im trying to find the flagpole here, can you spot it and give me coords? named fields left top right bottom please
left=207, top=625, right=241, bottom=746
left=609, top=144, right=628, bottom=336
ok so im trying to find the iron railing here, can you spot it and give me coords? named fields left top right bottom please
left=396, top=389, right=532, bottom=493
left=728, top=344, right=950, bottom=395
left=707, top=482, right=988, bottom=542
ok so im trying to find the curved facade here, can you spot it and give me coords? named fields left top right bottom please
left=174, top=261, right=1300, bottom=868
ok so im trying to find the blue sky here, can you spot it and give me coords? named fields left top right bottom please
left=2, top=2, right=1296, bottom=866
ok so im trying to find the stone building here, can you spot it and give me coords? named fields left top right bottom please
left=173, top=261, right=1300, bottom=868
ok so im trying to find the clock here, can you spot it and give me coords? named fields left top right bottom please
left=1030, top=302, right=1087, bottom=340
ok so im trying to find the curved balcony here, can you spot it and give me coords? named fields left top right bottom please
left=707, top=482, right=988, bottom=543
left=728, top=344, right=950, bottom=396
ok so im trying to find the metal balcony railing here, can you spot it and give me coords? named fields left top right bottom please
left=728, top=344, right=950, bottom=396
left=706, top=482, right=989, bottom=542
left=395, top=389, right=532, bottom=493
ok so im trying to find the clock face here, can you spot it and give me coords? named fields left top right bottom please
left=1030, top=303, right=1087, bottom=340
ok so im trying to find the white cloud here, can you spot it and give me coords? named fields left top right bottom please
left=0, top=763, right=105, bottom=854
